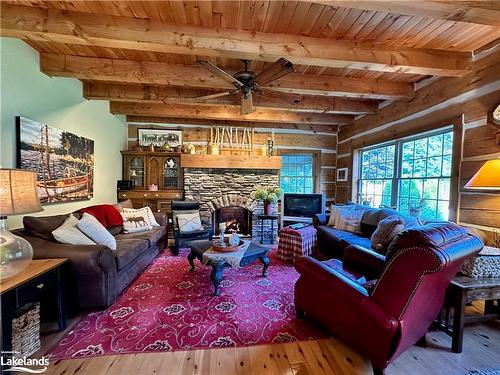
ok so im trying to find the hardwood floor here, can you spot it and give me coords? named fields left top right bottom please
left=36, top=303, right=500, bottom=375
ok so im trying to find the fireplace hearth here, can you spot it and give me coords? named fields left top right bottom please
left=214, top=206, right=252, bottom=235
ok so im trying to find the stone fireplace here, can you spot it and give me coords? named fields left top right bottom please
left=184, top=168, right=279, bottom=243
left=214, top=206, right=252, bottom=236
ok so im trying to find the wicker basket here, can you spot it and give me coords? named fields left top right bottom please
left=12, top=303, right=41, bottom=357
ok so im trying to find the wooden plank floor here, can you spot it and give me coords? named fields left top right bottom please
left=36, top=303, right=500, bottom=375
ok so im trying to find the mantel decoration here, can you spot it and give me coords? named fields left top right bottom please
left=0, top=169, right=43, bottom=280
left=16, top=116, right=94, bottom=204
left=253, top=185, right=281, bottom=215
left=138, top=128, right=182, bottom=148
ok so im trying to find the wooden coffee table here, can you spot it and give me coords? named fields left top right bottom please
left=442, top=275, right=500, bottom=353
left=186, top=240, right=270, bottom=296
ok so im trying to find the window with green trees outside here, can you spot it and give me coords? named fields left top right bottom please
left=357, top=130, right=453, bottom=220
left=280, top=154, right=314, bottom=194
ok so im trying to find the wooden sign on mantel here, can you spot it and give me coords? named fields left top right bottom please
left=210, top=126, right=255, bottom=154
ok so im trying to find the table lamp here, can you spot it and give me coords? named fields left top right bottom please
left=0, top=169, right=43, bottom=280
left=464, top=159, right=500, bottom=190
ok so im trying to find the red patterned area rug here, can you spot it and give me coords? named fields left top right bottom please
left=49, top=248, right=327, bottom=359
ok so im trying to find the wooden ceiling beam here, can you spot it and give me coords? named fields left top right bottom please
left=41, top=54, right=413, bottom=99
left=303, top=1, right=500, bottom=27
left=126, top=116, right=339, bottom=134
left=83, top=82, right=379, bottom=114
left=1, top=3, right=472, bottom=76
left=110, top=102, right=353, bottom=125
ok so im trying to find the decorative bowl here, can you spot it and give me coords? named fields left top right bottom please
left=212, top=238, right=245, bottom=253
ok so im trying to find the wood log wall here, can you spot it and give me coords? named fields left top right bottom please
left=337, top=48, right=500, bottom=243
left=127, top=124, right=338, bottom=201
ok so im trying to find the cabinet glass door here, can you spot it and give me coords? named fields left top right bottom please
left=129, top=156, right=145, bottom=188
left=162, top=157, right=179, bottom=188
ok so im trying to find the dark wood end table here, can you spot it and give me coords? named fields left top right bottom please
left=1, top=259, right=68, bottom=368
left=257, top=214, right=278, bottom=244
left=442, top=275, right=500, bottom=353
left=186, top=240, right=270, bottom=296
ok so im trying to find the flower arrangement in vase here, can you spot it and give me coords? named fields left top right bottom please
left=253, top=185, right=281, bottom=215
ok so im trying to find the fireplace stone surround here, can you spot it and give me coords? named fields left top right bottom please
left=183, top=168, right=279, bottom=243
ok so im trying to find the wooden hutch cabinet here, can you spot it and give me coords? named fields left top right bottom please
left=120, top=151, right=184, bottom=218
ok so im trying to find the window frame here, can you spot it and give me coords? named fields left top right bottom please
left=279, top=151, right=319, bottom=194
left=355, top=126, right=454, bottom=219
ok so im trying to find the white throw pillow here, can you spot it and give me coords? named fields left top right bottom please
left=77, top=213, right=117, bottom=250
left=336, top=207, right=365, bottom=233
left=121, top=210, right=153, bottom=233
left=177, top=212, right=203, bottom=233
left=122, top=207, right=159, bottom=227
left=52, top=214, right=96, bottom=245
left=327, top=205, right=340, bottom=227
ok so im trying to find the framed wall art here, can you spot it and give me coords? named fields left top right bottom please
left=336, top=167, right=349, bottom=182
left=138, top=128, right=182, bottom=148
left=16, top=116, right=94, bottom=204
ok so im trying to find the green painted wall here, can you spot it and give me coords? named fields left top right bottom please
left=0, top=38, right=127, bottom=228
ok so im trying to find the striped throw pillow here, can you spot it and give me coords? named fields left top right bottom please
left=371, top=215, right=405, bottom=254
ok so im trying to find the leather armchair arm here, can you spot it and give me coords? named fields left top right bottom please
left=313, top=213, right=330, bottom=227
left=295, top=256, right=369, bottom=297
left=343, top=244, right=386, bottom=280
left=22, top=233, right=116, bottom=275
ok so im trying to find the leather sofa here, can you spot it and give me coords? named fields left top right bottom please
left=294, top=222, right=483, bottom=373
left=313, top=206, right=421, bottom=259
left=14, top=211, right=167, bottom=309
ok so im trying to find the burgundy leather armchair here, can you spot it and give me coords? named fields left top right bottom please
left=294, top=222, right=483, bottom=373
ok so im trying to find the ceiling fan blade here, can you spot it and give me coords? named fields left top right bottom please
left=253, top=58, right=295, bottom=86
left=198, top=60, right=244, bottom=88
left=192, top=90, right=237, bottom=102
left=241, top=93, right=254, bottom=115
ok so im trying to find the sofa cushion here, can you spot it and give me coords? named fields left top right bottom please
left=317, top=226, right=371, bottom=251
left=360, top=208, right=383, bottom=237
left=79, top=204, right=124, bottom=227
left=371, top=215, right=405, bottom=254
left=24, top=214, right=70, bottom=242
left=115, top=226, right=166, bottom=247
left=77, top=213, right=117, bottom=250
left=52, top=214, right=96, bottom=245
left=114, top=238, right=150, bottom=270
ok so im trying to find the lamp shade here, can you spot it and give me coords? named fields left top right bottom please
left=464, top=160, right=500, bottom=190
left=0, top=169, right=43, bottom=216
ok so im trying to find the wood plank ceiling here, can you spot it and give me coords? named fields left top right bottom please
left=1, top=1, right=499, bottom=129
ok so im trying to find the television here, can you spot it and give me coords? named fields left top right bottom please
left=282, top=193, right=325, bottom=218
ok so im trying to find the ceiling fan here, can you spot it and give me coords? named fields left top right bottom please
left=195, top=58, right=295, bottom=115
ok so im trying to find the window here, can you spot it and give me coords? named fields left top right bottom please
left=280, top=154, right=314, bottom=194
left=357, top=130, right=453, bottom=220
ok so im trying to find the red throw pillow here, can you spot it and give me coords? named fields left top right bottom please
left=79, top=204, right=123, bottom=228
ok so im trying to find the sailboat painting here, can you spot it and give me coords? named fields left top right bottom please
left=16, top=117, right=94, bottom=204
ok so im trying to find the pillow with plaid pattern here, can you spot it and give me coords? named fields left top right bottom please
left=177, top=212, right=203, bottom=233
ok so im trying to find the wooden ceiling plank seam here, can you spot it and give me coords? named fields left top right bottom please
left=286, top=1, right=313, bottom=34
left=381, top=16, right=424, bottom=46
left=351, top=10, right=388, bottom=41
left=302, top=1, right=500, bottom=27
left=298, top=3, right=325, bottom=36
left=328, top=8, right=364, bottom=39
left=308, top=4, right=338, bottom=37
left=0, top=4, right=473, bottom=76
left=273, top=0, right=299, bottom=34
left=197, top=0, right=213, bottom=28
left=250, top=0, right=270, bottom=32
left=342, top=9, right=377, bottom=40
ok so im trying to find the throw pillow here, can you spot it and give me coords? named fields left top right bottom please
left=52, top=214, right=96, bottom=245
left=77, top=213, right=117, bottom=250
left=177, top=212, right=203, bottom=233
left=121, top=210, right=153, bottom=234
left=122, top=207, right=160, bottom=227
left=327, top=204, right=357, bottom=227
left=113, top=199, right=134, bottom=212
left=336, top=207, right=366, bottom=233
left=370, top=215, right=405, bottom=254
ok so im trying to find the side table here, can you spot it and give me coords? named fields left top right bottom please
left=257, top=214, right=278, bottom=244
left=1, top=259, right=68, bottom=368
left=440, top=275, right=500, bottom=353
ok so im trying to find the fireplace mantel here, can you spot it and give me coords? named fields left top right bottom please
left=180, top=154, right=281, bottom=170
